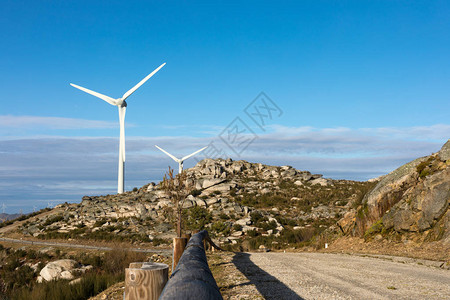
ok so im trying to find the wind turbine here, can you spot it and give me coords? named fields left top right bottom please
left=155, top=145, right=208, bottom=174
left=70, top=63, right=166, bottom=194
left=1, top=203, right=6, bottom=214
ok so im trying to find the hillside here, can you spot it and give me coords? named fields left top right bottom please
left=2, top=140, right=448, bottom=259
left=1, top=140, right=449, bottom=299
left=3, top=159, right=374, bottom=252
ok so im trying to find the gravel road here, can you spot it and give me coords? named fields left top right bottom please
left=233, top=252, right=449, bottom=300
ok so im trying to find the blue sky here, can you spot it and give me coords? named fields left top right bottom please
left=1, top=1, right=449, bottom=213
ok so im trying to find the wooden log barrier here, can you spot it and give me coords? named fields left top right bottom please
left=125, top=262, right=169, bottom=300
left=159, top=230, right=223, bottom=300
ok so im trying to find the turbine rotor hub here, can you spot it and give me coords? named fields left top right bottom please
left=117, top=99, right=127, bottom=107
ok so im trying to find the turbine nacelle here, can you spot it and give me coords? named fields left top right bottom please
left=117, top=99, right=127, bottom=108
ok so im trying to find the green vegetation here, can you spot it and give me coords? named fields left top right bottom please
left=42, top=215, right=64, bottom=226
left=185, top=206, right=212, bottom=231
left=364, top=219, right=384, bottom=239
left=210, top=221, right=231, bottom=237
left=0, top=245, right=148, bottom=300
left=416, top=156, right=442, bottom=178
left=234, top=180, right=376, bottom=213
left=190, top=189, right=202, bottom=197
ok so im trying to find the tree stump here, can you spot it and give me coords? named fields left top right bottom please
left=172, top=237, right=188, bottom=270
left=125, top=262, right=169, bottom=300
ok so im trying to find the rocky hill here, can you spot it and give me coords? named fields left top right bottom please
left=338, top=140, right=450, bottom=247
left=3, top=140, right=448, bottom=257
left=10, top=158, right=374, bottom=250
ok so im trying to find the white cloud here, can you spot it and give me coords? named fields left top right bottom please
left=0, top=115, right=118, bottom=130
left=0, top=124, right=448, bottom=213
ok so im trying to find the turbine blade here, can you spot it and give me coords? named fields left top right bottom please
left=155, top=145, right=180, bottom=163
left=181, top=146, right=208, bottom=161
left=119, top=106, right=126, bottom=162
left=122, top=62, right=166, bottom=101
left=70, top=83, right=117, bottom=105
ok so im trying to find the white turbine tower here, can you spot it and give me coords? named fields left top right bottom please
left=155, top=145, right=208, bottom=174
left=71, top=63, right=166, bottom=194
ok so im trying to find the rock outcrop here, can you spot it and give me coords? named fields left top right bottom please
left=338, top=139, right=450, bottom=244
left=18, top=157, right=366, bottom=247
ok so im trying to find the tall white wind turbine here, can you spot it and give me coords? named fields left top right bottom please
left=155, top=145, right=208, bottom=174
left=71, top=63, right=166, bottom=194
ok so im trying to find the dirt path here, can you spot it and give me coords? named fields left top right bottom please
left=233, top=252, right=450, bottom=300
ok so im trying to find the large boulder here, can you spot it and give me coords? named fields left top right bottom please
left=39, top=259, right=81, bottom=282
left=383, top=167, right=450, bottom=233
left=438, top=139, right=450, bottom=161
left=341, top=140, right=450, bottom=238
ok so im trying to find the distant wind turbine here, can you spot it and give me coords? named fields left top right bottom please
left=70, top=62, right=166, bottom=194
left=1, top=203, right=6, bottom=214
left=155, top=145, right=207, bottom=174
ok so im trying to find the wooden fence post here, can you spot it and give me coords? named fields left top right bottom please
left=125, top=262, right=169, bottom=300
left=172, top=237, right=188, bottom=270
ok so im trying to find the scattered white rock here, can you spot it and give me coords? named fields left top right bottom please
left=235, top=218, right=252, bottom=226
left=206, top=198, right=220, bottom=206
left=310, top=178, right=329, bottom=186
left=69, top=278, right=82, bottom=285
left=39, top=259, right=91, bottom=282
left=260, top=188, right=271, bottom=194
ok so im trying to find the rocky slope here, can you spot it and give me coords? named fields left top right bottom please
left=338, top=140, right=450, bottom=246
left=4, top=140, right=448, bottom=255
left=11, top=159, right=374, bottom=250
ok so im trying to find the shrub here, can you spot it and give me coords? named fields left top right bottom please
left=42, top=215, right=64, bottom=226
left=14, top=272, right=120, bottom=300
left=364, top=219, right=384, bottom=239
left=233, top=224, right=243, bottom=231
left=210, top=221, right=231, bottom=237
left=93, top=219, right=107, bottom=228
left=247, top=229, right=259, bottom=237
left=152, top=238, right=167, bottom=246
left=219, top=213, right=230, bottom=220
left=185, top=206, right=212, bottom=231
left=190, top=189, right=202, bottom=197
left=260, top=220, right=277, bottom=231
left=250, top=212, right=267, bottom=224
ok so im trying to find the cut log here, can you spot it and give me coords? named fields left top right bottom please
left=125, top=262, right=169, bottom=300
